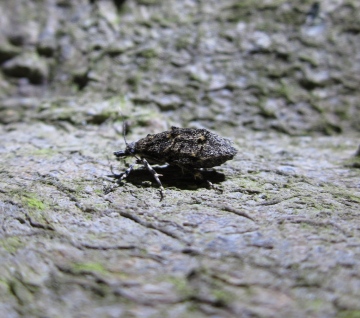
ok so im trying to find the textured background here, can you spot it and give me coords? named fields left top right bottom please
left=0, top=0, right=359, bottom=317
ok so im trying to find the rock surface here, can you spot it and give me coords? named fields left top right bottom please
left=0, top=1, right=359, bottom=317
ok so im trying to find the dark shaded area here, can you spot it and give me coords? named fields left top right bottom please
left=110, top=164, right=226, bottom=190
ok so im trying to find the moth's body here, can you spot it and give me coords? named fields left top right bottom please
left=113, top=126, right=237, bottom=200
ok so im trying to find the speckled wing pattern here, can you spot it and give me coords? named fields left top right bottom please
left=134, top=127, right=237, bottom=168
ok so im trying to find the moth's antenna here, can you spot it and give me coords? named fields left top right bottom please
left=122, top=120, right=129, bottom=146
left=113, top=116, right=130, bottom=158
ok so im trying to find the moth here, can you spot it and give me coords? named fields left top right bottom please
left=112, top=126, right=237, bottom=199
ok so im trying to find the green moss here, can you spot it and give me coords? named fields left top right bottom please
left=337, top=310, right=360, bottom=318
left=131, top=109, right=163, bottom=127
left=71, top=262, right=107, bottom=274
left=310, top=102, right=324, bottom=114
left=126, top=74, right=142, bottom=92
left=31, top=148, right=57, bottom=157
left=235, top=177, right=264, bottom=193
left=344, top=156, right=360, bottom=169
left=152, top=13, right=180, bottom=27
left=299, top=54, right=319, bottom=67
left=23, top=194, right=46, bottom=211
left=138, top=48, right=158, bottom=59
left=299, top=222, right=315, bottom=230
left=175, top=35, right=192, bottom=50
left=226, top=0, right=254, bottom=9
left=309, top=298, right=325, bottom=309
left=0, top=237, right=24, bottom=253
left=93, top=189, right=104, bottom=195
left=8, top=279, right=34, bottom=305
left=211, top=288, right=235, bottom=305
left=138, top=0, right=161, bottom=4
left=188, top=72, right=203, bottom=83
left=324, top=185, right=360, bottom=204
left=88, top=96, right=129, bottom=124
left=0, top=278, right=9, bottom=290
left=273, top=80, right=297, bottom=103
left=300, top=298, right=327, bottom=314
left=73, top=182, right=85, bottom=194
left=221, top=1, right=284, bottom=22
left=335, top=108, right=349, bottom=120
left=168, top=277, right=193, bottom=298
left=93, top=202, right=109, bottom=211
left=257, top=21, right=282, bottom=32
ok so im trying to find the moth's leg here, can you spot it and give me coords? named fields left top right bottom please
left=193, top=170, right=214, bottom=189
left=180, top=166, right=223, bottom=193
left=199, top=173, right=222, bottom=193
left=109, top=163, right=135, bottom=181
left=141, top=158, right=165, bottom=200
left=117, top=164, right=135, bottom=182
left=104, top=163, right=136, bottom=194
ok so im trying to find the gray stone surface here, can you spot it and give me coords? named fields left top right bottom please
left=0, top=0, right=360, bottom=317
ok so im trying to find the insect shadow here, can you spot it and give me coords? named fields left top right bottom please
left=112, top=164, right=226, bottom=191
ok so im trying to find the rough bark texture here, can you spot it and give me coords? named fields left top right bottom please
left=0, top=0, right=359, bottom=317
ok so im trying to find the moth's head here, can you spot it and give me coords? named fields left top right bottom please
left=114, top=142, right=136, bottom=158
